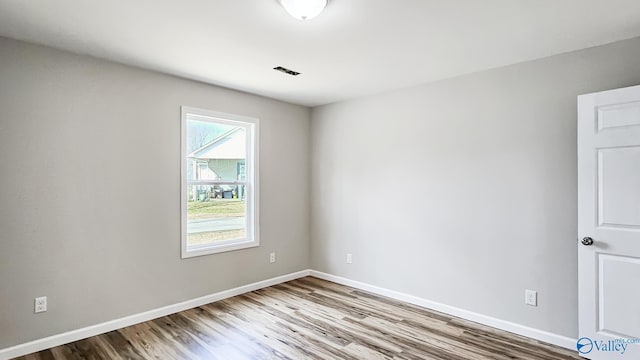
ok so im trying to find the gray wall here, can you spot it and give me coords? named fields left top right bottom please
left=310, top=37, right=640, bottom=338
left=0, top=37, right=311, bottom=348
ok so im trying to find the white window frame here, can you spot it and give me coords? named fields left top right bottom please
left=181, top=106, right=259, bottom=258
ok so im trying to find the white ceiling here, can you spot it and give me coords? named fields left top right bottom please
left=1, top=1, right=640, bottom=107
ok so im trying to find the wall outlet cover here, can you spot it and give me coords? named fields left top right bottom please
left=35, top=296, right=47, bottom=313
left=525, top=290, right=537, bottom=307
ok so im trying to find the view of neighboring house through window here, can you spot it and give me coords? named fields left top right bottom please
left=181, top=107, right=258, bottom=258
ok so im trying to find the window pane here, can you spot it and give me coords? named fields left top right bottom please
left=186, top=184, right=246, bottom=247
left=187, top=119, right=246, bottom=182
left=186, top=117, right=248, bottom=247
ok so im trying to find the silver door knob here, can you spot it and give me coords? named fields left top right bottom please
left=581, top=237, right=594, bottom=246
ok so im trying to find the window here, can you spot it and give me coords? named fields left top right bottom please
left=181, top=106, right=259, bottom=258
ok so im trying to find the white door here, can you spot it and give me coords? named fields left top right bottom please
left=578, top=85, right=640, bottom=359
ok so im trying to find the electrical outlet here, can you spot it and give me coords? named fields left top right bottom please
left=525, top=290, right=537, bottom=306
left=346, top=253, right=353, bottom=264
left=269, top=252, right=276, bottom=263
left=35, top=296, right=47, bottom=313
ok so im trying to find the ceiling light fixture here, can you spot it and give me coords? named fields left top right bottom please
left=279, top=0, right=327, bottom=21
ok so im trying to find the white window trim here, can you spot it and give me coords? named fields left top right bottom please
left=181, top=106, right=260, bottom=258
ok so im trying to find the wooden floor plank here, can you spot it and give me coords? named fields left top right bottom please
left=13, top=277, right=581, bottom=360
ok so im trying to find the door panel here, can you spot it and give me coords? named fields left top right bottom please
left=598, top=146, right=640, bottom=228
left=598, top=254, right=640, bottom=337
left=597, top=101, right=640, bottom=131
left=578, top=85, right=640, bottom=360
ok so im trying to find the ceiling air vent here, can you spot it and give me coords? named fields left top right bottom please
left=274, top=66, right=301, bottom=76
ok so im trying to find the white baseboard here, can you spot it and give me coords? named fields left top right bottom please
left=1, top=269, right=577, bottom=359
left=309, top=270, right=577, bottom=351
left=0, top=270, right=311, bottom=360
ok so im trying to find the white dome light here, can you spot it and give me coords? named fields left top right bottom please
left=279, top=0, right=328, bottom=21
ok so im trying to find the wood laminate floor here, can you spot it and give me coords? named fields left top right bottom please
left=16, top=277, right=581, bottom=360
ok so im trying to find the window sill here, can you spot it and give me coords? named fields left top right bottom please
left=182, top=238, right=259, bottom=258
